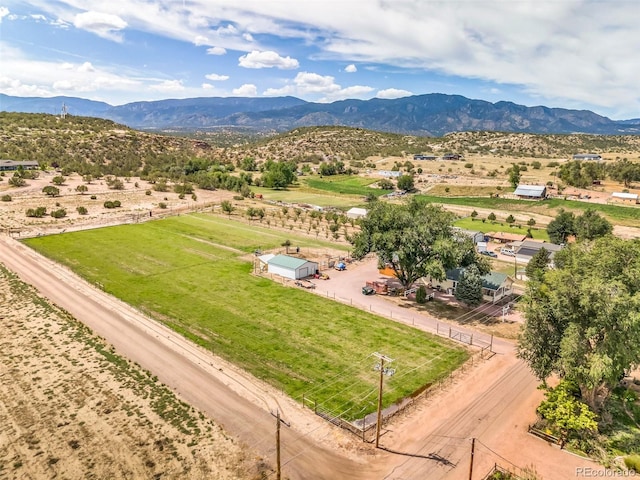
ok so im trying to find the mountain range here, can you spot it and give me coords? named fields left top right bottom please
left=2, top=93, right=639, bottom=137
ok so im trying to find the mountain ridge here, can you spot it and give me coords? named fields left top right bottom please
left=2, top=92, right=639, bottom=136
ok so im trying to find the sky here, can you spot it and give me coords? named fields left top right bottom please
left=1, top=0, right=639, bottom=120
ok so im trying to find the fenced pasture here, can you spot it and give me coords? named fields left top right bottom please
left=24, top=214, right=468, bottom=420
left=303, top=176, right=387, bottom=197
left=419, top=194, right=640, bottom=226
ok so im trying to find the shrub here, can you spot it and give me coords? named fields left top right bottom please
left=233, top=195, right=244, bottom=201
left=416, top=285, right=427, bottom=304
left=51, top=208, right=67, bottom=218
left=532, top=161, right=542, bottom=170
left=145, top=190, right=152, bottom=196
left=103, top=201, right=118, bottom=209
left=8, top=176, right=26, bottom=187
left=159, top=202, right=167, bottom=209
left=178, top=193, right=185, bottom=199
left=624, top=455, right=640, bottom=472
left=26, top=206, right=47, bottom=218
left=1, top=194, right=11, bottom=202
left=464, top=163, right=473, bottom=169
left=547, top=161, right=560, bottom=168
left=77, top=206, right=88, bottom=215
left=90, top=195, right=97, bottom=200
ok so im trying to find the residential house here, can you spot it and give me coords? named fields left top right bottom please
left=0, top=160, right=39, bottom=171
left=573, top=153, right=602, bottom=161
left=431, top=268, right=514, bottom=304
left=484, top=232, right=527, bottom=244
left=515, top=240, right=564, bottom=265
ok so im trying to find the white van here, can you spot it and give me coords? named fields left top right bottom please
left=500, top=247, right=515, bottom=256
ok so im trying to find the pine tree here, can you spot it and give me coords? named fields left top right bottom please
left=454, top=265, right=483, bottom=306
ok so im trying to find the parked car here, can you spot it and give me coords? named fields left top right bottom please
left=362, top=286, right=375, bottom=295
left=500, top=248, right=515, bottom=256
left=480, top=251, right=498, bottom=258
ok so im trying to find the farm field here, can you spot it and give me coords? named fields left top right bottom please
left=418, top=194, right=640, bottom=227
left=0, top=264, right=253, bottom=479
left=23, top=214, right=469, bottom=421
left=454, top=217, right=551, bottom=242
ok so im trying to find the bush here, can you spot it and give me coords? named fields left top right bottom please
left=624, top=455, right=640, bottom=472
left=145, top=190, right=152, bottom=196
left=90, top=195, right=97, bottom=200
left=415, top=285, right=427, bottom=304
left=103, top=200, right=120, bottom=209
left=159, top=202, right=167, bottom=209
left=26, top=206, right=47, bottom=218
left=77, top=206, right=88, bottom=215
left=233, top=195, right=244, bottom=201
left=178, top=193, right=185, bottom=199
left=1, top=194, right=11, bottom=202
left=464, top=163, right=473, bottom=169
left=51, top=208, right=67, bottom=218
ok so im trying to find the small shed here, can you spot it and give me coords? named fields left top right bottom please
left=610, top=192, right=639, bottom=205
left=267, top=254, right=318, bottom=280
left=513, top=185, right=547, bottom=200
left=453, top=227, right=485, bottom=244
left=346, top=207, right=367, bottom=219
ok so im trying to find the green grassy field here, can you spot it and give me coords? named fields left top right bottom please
left=24, top=214, right=468, bottom=420
left=302, top=175, right=387, bottom=197
left=454, top=217, right=551, bottom=242
left=419, top=195, right=640, bottom=226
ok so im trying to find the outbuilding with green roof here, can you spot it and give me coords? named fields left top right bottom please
left=267, top=254, right=319, bottom=280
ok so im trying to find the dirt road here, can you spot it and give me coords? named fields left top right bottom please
left=0, top=235, right=600, bottom=479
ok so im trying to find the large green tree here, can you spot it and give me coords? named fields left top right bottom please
left=261, top=160, right=295, bottom=189
left=525, top=247, right=551, bottom=282
left=574, top=208, right=612, bottom=241
left=351, top=197, right=483, bottom=288
left=546, top=209, right=576, bottom=244
left=518, top=237, right=640, bottom=411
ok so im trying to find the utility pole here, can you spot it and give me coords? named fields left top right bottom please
left=468, top=437, right=475, bottom=480
left=271, top=409, right=290, bottom=480
left=373, top=352, right=395, bottom=448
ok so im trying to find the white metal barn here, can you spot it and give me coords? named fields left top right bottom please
left=267, top=255, right=319, bottom=280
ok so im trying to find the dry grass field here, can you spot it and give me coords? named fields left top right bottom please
left=0, top=264, right=258, bottom=480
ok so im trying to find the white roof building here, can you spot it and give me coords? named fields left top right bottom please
left=346, top=207, right=367, bottom=219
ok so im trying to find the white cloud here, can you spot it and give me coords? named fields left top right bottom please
left=232, top=83, right=258, bottom=96
left=150, top=79, right=185, bottom=93
left=243, top=32, right=254, bottom=42
left=263, top=71, right=373, bottom=101
left=376, top=88, right=413, bottom=99
left=0, top=7, right=9, bottom=22
left=207, top=46, right=227, bottom=55
left=238, top=50, right=299, bottom=70
left=205, top=73, right=229, bottom=81
left=193, top=35, right=209, bottom=46
left=78, top=62, right=95, bottom=72
left=345, top=64, right=357, bottom=73
left=73, top=11, right=127, bottom=42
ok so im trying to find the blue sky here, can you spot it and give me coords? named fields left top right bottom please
left=1, top=0, right=639, bottom=119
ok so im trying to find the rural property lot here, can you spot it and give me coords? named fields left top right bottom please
left=1, top=212, right=602, bottom=480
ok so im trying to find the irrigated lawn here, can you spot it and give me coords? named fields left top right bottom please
left=303, top=175, right=387, bottom=197
left=24, top=214, right=468, bottom=420
left=454, top=217, right=550, bottom=242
